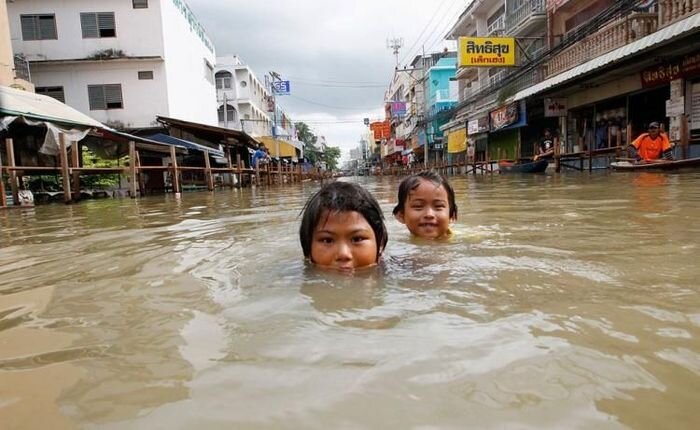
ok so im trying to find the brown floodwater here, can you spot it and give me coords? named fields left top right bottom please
left=1, top=172, right=699, bottom=429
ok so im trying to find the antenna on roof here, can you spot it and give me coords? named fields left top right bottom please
left=386, top=37, right=404, bottom=66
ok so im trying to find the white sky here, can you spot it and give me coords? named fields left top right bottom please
left=187, top=0, right=469, bottom=161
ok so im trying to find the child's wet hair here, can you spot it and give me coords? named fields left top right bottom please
left=392, top=171, right=458, bottom=220
left=300, top=181, right=388, bottom=260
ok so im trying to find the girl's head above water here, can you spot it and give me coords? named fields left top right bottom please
left=300, top=181, right=388, bottom=271
left=393, top=171, right=457, bottom=240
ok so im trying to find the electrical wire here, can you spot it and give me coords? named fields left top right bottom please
left=287, top=94, right=379, bottom=111
left=422, top=0, right=471, bottom=54
left=291, top=81, right=386, bottom=89
left=397, top=0, right=456, bottom=66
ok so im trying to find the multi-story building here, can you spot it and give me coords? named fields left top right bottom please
left=445, top=0, right=700, bottom=165
left=1, top=1, right=33, bottom=91
left=7, top=0, right=217, bottom=130
left=215, top=55, right=273, bottom=137
left=425, top=56, right=458, bottom=163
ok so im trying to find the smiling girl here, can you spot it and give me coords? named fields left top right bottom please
left=300, top=182, right=388, bottom=272
left=393, top=171, right=457, bottom=240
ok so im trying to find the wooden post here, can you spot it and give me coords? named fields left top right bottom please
left=59, top=134, right=72, bottom=203
left=135, top=151, right=146, bottom=196
left=5, top=138, right=19, bottom=204
left=0, top=143, right=6, bottom=207
left=236, top=153, right=242, bottom=187
left=169, top=145, right=180, bottom=195
left=588, top=139, right=593, bottom=172
left=204, top=150, right=214, bottom=191
left=278, top=160, right=283, bottom=185
left=255, top=159, right=260, bottom=186
left=226, top=148, right=234, bottom=188
left=680, top=113, right=689, bottom=159
left=71, top=140, right=81, bottom=200
left=266, top=162, right=272, bottom=186
left=128, top=141, right=137, bottom=198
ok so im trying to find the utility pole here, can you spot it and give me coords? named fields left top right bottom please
left=387, top=37, right=404, bottom=66
left=423, top=44, right=428, bottom=169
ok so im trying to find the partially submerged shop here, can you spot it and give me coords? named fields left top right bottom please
left=512, top=13, right=700, bottom=165
left=487, top=101, right=527, bottom=161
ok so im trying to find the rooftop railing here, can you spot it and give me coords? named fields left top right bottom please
left=506, top=0, right=546, bottom=33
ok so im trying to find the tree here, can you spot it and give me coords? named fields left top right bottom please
left=322, top=146, right=341, bottom=171
left=295, top=121, right=320, bottom=164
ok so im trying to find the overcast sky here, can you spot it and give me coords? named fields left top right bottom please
left=187, top=0, right=468, bottom=161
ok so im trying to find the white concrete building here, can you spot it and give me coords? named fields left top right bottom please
left=7, top=0, right=217, bottom=129
left=215, top=55, right=273, bottom=137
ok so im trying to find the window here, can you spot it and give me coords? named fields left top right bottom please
left=36, top=86, right=65, bottom=103
left=218, top=104, right=237, bottom=123
left=132, top=0, right=148, bottom=8
left=88, top=84, right=123, bottom=110
left=80, top=12, right=116, bottom=38
left=138, top=71, right=154, bottom=80
left=20, top=14, right=57, bottom=40
left=215, top=71, right=232, bottom=89
left=204, top=60, right=214, bottom=84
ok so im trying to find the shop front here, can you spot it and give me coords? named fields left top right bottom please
left=467, top=116, right=489, bottom=161
left=445, top=125, right=467, bottom=165
left=488, top=101, right=527, bottom=160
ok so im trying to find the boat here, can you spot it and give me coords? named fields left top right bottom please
left=498, top=159, right=549, bottom=173
left=610, top=157, right=700, bottom=171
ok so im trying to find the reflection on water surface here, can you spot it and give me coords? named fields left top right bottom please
left=1, top=173, right=699, bottom=429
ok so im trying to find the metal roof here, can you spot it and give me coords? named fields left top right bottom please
left=147, top=133, right=225, bottom=158
left=514, top=12, right=700, bottom=101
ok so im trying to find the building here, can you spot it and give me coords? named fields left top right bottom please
left=444, top=0, right=700, bottom=166
left=425, top=56, right=458, bottom=164
left=7, top=0, right=218, bottom=130
left=215, top=55, right=273, bottom=137
left=1, top=0, right=33, bottom=91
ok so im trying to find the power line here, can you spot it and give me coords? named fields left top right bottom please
left=398, top=0, right=457, bottom=66
left=292, top=81, right=386, bottom=89
left=422, top=0, right=469, bottom=55
left=287, top=94, right=379, bottom=111
left=284, top=76, right=386, bottom=85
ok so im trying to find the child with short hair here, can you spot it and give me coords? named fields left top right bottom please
left=300, top=181, right=388, bottom=272
left=392, top=171, right=457, bottom=240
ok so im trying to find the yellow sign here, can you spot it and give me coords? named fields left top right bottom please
left=447, top=128, right=467, bottom=154
left=459, top=37, right=516, bottom=67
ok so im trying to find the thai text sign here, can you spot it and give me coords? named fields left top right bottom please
left=641, top=52, right=700, bottom=87
left=490, top=102, right=519, bottom=131
left=544, top=98, right=568, bottom=117
left=391, top=102, right=407, bottom=118
left=370, top=121, right=391, bottom=140
left=459, top=37, right=516, bottom=67
left=468, top=117, right=489, bottom=135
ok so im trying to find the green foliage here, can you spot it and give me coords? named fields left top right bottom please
left=295, top=121, right=320, bottom=164
left=80, top=148, right=125, bottom=189
left=323, top=146, right=341, bottom=171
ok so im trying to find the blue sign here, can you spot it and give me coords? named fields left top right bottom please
left=272, top=80, right=291, bottom=95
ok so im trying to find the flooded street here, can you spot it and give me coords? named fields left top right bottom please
left=1, top=172, right=700, bottom=429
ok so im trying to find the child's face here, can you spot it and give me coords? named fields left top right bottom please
left=310, top=210, right=378, bottom=272
left=395, top=179, right=452, bottom=239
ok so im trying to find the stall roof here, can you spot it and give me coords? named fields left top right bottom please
left=1, top=85, right=104, bottom=129
left=156, top=115, right=260, bottom=148
left=513, top=12, right=700, bottom=102
left=147, top=133, right=225, bottom=158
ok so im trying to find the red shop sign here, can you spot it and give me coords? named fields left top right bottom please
left=641, top=52, right=700, bottom=87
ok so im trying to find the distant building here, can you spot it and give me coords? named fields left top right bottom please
left=7, top=0, right=218, bottom=130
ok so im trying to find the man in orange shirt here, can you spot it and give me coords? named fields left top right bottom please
left=629, top=122, right=673, bottom=162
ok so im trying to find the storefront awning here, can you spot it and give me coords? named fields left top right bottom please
left=514, top=12, right=700, bottom=101
left=147, top=133, right=224, bottom=157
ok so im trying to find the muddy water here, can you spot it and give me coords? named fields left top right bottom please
left=1, top=172, right=699, bottom=429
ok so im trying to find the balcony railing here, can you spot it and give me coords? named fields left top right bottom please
left=659, top=0, right=700, bottom=27
left=13, top=54, right=31, bottom=82
left=547, top=12, right=658, bottom=77
left=506, top=0, right=546, bottom=32
left=431, top=89, right=455, bottom=104
left=487, top=15, right=505, bottom=36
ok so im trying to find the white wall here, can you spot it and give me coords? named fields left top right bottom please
left=31, top=60, right=169, bottom=128
left=8, top=0, right=165, bottom=61
left=160, top=0, right=217, bottom=125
